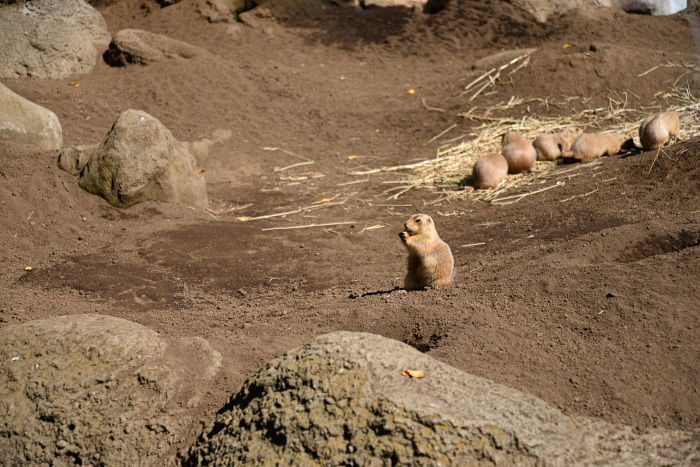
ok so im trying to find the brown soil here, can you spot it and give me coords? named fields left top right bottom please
left=1, top=0, right=699, bottom=461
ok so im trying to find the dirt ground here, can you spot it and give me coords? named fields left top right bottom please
left=1, top=0, right=699, bottom=461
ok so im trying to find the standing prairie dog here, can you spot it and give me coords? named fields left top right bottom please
left=501, top=131, right=536, bottom=173
left=399, top=213, right=454, bottom=291
left=534, top=127, right=584, bottom=161
left=472, top=153, right=508, bottom=189
left=563, top=133, right=634, bottom=163
left=639, top=111, right=680, bottom=151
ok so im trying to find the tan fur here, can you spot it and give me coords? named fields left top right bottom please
left=472, top=153, right=508, bottom=189
left=534, top=127, right=583, bottom=161
left=639, top=111, right=680, bottom=151
left=501, top=131, right=536, bottom=173
left=564, top=133, right=633, bottom=163
left=398, top=213, right=454, bottom=291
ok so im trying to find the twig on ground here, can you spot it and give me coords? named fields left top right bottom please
left=337, top=178, right=369, bottom=186
left=491, top=182, right=564, bottom=205
left=276, top=161, right=315, bottom=171
left=421, top=98, right=446, bottom=113
left=262, top=221, right=355, bottom=231
left=263, top=146, right=313, bottom=162
left=559, top=187, right=599, bottom=203
left=360, top=224, right=386, bottom=233
left=648, top=147, right=662, bottom=173
left=426, top=124, right=457, bottom=145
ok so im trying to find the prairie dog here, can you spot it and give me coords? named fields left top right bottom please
left=534, top=127, right=584, bottom=161
left=472, top=153, right=508, bottom=190
left=564, top=133, right=633, bottom=163
left=399, top=213, right=454, bottom=291
left=639, top=111, right=680, bottom=151
left=501, top=131, right=536, bottom=173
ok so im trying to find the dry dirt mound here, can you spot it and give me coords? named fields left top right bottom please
left=0, top=0, right=698, bottom=462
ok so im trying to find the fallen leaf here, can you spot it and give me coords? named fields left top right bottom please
left=237, top=216, right=251, bottom=221
left=320, top=197, right=331, bottom=202
left=408, top=89, right=416, bottom=94
left=347, top=155, right=358, bottom=160
left=402, top=370, right=424, bottom=378
left=68, top=83, right=79, bottom=87
left=24, top=266, right=32, bottom=271
left=563, top=44, right=573, bottom=48
left=198, top=168, right=206, bottom=173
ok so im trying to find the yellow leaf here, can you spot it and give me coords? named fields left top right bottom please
left=237, top=216, right=251, bottom=222
left=68, top=83, right=79, bottom=87
left=320, top=198, right=331, bottom=202
left=347, top=155, right=358, bottom=160
left=402, top=370, right=424, bottom=378
left=24, top=266, right=32, bottom=271
left=563, top=44, right=573, bottom=48
left=408, top=89, right=416, bottom=94
left=197, top=168, right=206, bottom=173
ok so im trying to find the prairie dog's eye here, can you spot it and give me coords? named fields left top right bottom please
left=415, top=218, right=421, bottom=223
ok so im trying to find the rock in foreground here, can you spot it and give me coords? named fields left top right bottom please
left=79, top=109, right=208, bottom=208
left=0, top=314, right=222, bottom=466
left=187, top=331, right=698, bottom=466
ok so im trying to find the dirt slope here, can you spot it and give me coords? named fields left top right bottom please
left=1, top=0, right=698, bottom=461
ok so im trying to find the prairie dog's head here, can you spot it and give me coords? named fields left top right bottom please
left=404, top=213, right=435, bottom=236
left=614, top=134, right=635, bottom=151
left=561, top=126, right=583, bottom=143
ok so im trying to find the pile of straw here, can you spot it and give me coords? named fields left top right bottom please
left=349, top=85, right=699, bottom=205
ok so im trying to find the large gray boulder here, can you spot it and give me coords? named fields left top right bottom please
left=0, top=0, right=111, bottom=79
left=187, top=332, right=699, bottom=466
left=0, top=314, right=222, bottom=466
left=598, top=0, right=687, bottom=15
left=0, top=82, right=62, bottom=150
left=79, top=110, right=208, bottom=208
left=104, top=29, right=202, bottom=67
left=511, top=0, right=687, bottom=22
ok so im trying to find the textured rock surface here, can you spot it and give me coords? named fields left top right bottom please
left=511, top=0, right=594, bottom=22
left=78, top=109, right=208, bottom=208
left=196, top=0, right=243, bottom=22
left=0, top=82, right=62, bottom=150
left=57, top=144, right=98, bottom=175
left=599, top=0, right=687, bottom=15
left=512, top=0, right=687, bottom=22
left=187, top=332, right=700, bottom=466
left=0, top=0, right=110, bottom=79
left=0, top=314, right=222, bottom=466
left=361, top=0, right=427, bottom=9
left=104, top=29, right=201, bottom=66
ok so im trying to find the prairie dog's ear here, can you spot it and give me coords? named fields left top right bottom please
left=426, top=216, right=433, bottom=224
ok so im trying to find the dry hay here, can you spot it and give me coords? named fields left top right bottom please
left=348, top=85, right=699, bottom=206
